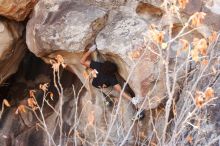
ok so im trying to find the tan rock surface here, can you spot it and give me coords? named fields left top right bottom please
left=0, top=19, right=26, bottom=84
left=26, top=0, right=108, bottom=56
left=0, top=0, right=37, bottom=21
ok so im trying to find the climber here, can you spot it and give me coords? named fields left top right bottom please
left=80, top=44, right=145, bottom=120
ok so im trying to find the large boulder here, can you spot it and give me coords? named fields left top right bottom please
left=0, top=18, right=26, bottom=84
left=26, top=0, right=108, bottom=56
left=96, top=6, right=166, bottom=109
left=0, top=0, right=37, bottom=21
left=26, top=0, right=110, bottom=90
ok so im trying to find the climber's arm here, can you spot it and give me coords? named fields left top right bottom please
left=113, top=84, right=132, bottom=101
left=80, top=44, right=97, bottom=68
left=80, top=50, right=92, bottom=68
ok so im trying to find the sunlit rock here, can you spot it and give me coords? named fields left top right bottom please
left=0, top=0, right=36, bottom=21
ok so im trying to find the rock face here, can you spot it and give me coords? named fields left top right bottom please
left=26, top=0, right=108, bottom=56
left=203, top=3, right=220, bottom=31
left=83, top=0, right=127, bottom=9
left=25, top=0, right=146, bottom=145
left=25, top=0, right=166, bottom=145
left=27, top=0, right=165, bottom=110
left=24, top=0, right=220, bottom=145
left=0, top=0, right=36, bottom=21
left=183, top=0, right=220, bottom=31
left=206, top=0, right=220, bottom=15
left=0, top=18, right=26, bottom=84
left=96, top=6, right=166, bottom=109
left=0, top=0, right=220, bottom=145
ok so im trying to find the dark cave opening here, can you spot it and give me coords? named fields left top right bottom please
left=0, top=50, right=84, bottom=115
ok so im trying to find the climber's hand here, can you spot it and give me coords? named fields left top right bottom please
left=89, top=44, right=97, bottom=52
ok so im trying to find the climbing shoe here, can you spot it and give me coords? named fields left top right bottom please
left=104, top=98, right=113, bottom=107
left=104, top=100, right=113, bottom=106
left=101, top=91, right=114, bottom=107
left=132, top=109, right=145, bottom=121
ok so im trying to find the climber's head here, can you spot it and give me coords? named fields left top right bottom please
left=101, top=61, right=118, bottom=76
